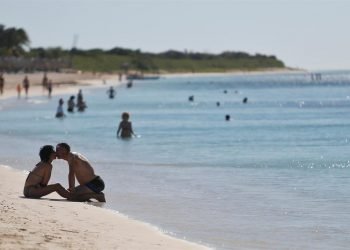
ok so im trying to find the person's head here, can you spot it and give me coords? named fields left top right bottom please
left=56, top=142, right=70, bottom=159
left=39, top=145, right=56, bottom=163
left=122, top=112, right=130, bottom=121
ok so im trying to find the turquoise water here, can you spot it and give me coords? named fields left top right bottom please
left=1, top=71, right=350, bottom=249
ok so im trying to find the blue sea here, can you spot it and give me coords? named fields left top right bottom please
left=1, top=71, right=350, bottom=249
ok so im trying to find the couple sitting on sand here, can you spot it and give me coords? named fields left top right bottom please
left=23, top=143, right=106, bottom=202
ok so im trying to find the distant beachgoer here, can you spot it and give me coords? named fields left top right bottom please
left=67, top=95, right=75, bottom=112
left=23, top=75, right=30, bottom=97
left=56, top=98, right=65, bottom=118
left=55, top=143, right=106, bottom=202
left=0, top=73, right=4, bottom=95
left=107, top=86, right=115, bottom=99
left=188, top=95, right=194, bottom=102
left=42, top=73, right=48, bottom=91
left=216, top=101, right=220, bottom=107
left=76, top=89, right=87, bottom=112
left=118, top=72, right=122, bottom=82
left=77, top=100, right=87, bottom=112
left=77, top=89, right=83, bottom=103
left=117, top=112, right=136, bottom=139
left=243, top=97, right=248, bottom=104
left=223, top=90, right=228, bottom=94
left=47, top=80, right=53, bottom=98
left=16, top=84, right=21, bottom=98
left=126, top=80, right=133, bottom=88
left=23, top=145, right=72, bottom=199
left=225, top=114, right=231, bottom=121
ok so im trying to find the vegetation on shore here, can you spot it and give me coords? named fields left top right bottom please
left=0, top=24, right=286, bottom=73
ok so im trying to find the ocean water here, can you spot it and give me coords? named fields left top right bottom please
left=1, top=71, right=350, bottom=249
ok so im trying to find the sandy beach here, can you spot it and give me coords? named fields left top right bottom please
left=0, top=71, right=120, bottom=100
left=0, top=166, right=209, bottom=250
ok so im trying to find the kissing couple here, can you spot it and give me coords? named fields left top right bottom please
left=23, top=143, right=106, bottom=202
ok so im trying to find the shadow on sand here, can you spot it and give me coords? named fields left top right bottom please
left=19, top=196, right=106, bottom=208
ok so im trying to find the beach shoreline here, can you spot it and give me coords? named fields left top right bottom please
left=161, top=67, right=306, bottom=78
left=0, top=165, right=210, bottom=250
left=0, top=71, right=121, bottom=101
left=0, top=68, right=306, bottom=100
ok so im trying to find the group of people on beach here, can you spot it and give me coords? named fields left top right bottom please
left=24, top=143, right=106, bottom=202
left=0, top=73, right=55, bottom=99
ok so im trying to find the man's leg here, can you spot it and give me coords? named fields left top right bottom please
left=69, top=185, right=106, bottom=202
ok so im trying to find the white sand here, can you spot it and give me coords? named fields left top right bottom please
left=0, top=166, right=210, bottom=250
left=0, top=72, right=121, bottom=100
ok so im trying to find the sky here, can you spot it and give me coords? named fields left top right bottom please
left=1, top=0, right=350, bottom=70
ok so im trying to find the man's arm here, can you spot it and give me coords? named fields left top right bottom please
left=68, top=164, right=75, bottom=190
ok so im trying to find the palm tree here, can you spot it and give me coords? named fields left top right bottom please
left=0, top=25, right=30, bottom=56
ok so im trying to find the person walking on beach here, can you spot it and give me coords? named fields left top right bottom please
left=0, top=73, right=4, bottom=95
left=55, top=98, right=65, bottom=118
left=55, top=143, right=106, bottom=202
left=47, top=80, right=53, bottom=98
left=16, top=83, right=21, bottom=98
left=117, top=112, right=136, bottom=139
left=23, top=75, right=30, bottom=97
left=23, top=145, right=72, bottom=199
left=42, top=73, right=48, bottom=92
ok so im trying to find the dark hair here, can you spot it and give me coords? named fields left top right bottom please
left=122, top=112, right=130, bottom=120
left=57, top=142, right=70, bottom=152
left=39, top=145, right=55, bottom=163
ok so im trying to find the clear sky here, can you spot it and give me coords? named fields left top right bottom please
left=1, top=0, right=349, bottom=70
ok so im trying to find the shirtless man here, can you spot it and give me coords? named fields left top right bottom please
left=55, top=143, right=106, bottom=202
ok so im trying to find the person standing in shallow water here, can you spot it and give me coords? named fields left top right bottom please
left=117, top=112, right=136, bottom=139
left=67, top=95, right=75, bottom=112
left=107, top=86, right=115, bottom=99
left=76, top=89, right=87, bottom=111
left=56, top=98, right=65, bottom=118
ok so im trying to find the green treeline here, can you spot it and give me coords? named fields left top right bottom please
left=0, top=24, right=285, bottom=73
left=70, top=48, right=285, bottom=73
